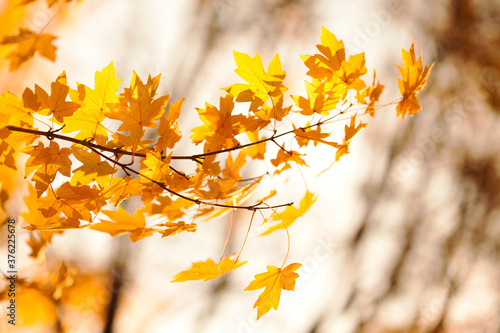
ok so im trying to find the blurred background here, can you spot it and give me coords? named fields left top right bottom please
left=1, top=0, right=499, bottom=332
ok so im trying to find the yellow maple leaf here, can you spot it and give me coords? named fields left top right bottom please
left=62, top=61, right=120, bottom=145
left=224, top=52, right=287, bottom=110
left=0, top=91, right=35, bottom=127
left=244, top=263, right=301, bottom=319
left=89, top=206, right=155, bottom=242
left=70, top=147, right=115, bottom=187
left=172, top=254, right=247, bottom=282
left=260, top=191, right=317, bottom=236
left=396, top=43, right=434, bottom=120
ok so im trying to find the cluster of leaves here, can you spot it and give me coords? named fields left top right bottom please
left=0, top=20, right=433, bottom=319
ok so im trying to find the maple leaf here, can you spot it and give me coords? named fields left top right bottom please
left=156, top=98, right=184, bottom=153
left=156, top=221, right=197, bottom=238
left=0, top=91, right=35, bottom=127
left=244, top=130, right=267, bottom=160
left=89, top=206, right=155, bottom=242
left=244, top=263, right=301, bottom=319
left=301, top=26, right=346, bottom=80
left=191, top=94, right=245, bottom=153
left=172, top=254, right=247, bottom=282
left=224, top=52, right=287, bottom=110
left=21, top=184, right=78, bottom=232
left=23, top=141, right=72, bottom=197
left=0, top=127, right=16, bottom=170
left=221, top=151, right=246, bottom=181
left=140, top=151, right=172, bottom=184
left=110, top=128, right=152, bottom=153
left=62, top=62, right=120, bottom=145
left=293, top=123, right=339, bottom=148
left=270, top=146, right=307, bottom=175
left=0, top=28, right=56, bottom=71
left=194, top=178, right=240, bottom=201
left=253, top=95, right=291, bottom=122
left=292, top=78, right=344, bottom=116
left=105, top=72, right=169, bottom=131
left=38, top=182, right=102, bottom=221
left=335, top=114, right=367, bottom=161
left=396, top=43, right=434, bottom=120
left=260, top=191, right=317, bottom=235
left=35, top=71, right=80, bottom=123
left=100, top=177, right=142, bottom=207
left=356, top=71, right=385, bottom=117
left=70, top=147, right=115, bottom=187
left=148, top=196, right=195, bottom=221
left=338, top=53, right=367, bottom=91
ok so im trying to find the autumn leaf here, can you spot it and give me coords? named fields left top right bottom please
left=260, top=191, right=317, bottom=235
left=270, top=146, right=307, bottom=175
left=38, top=182, right=102, bottom=221
left=140, top=151, right=172, bottom=184
left=0, top=28, right=56, bottom=71
left=396, top=43, right=434, bottom=120
left=0, top=91, right=35, bottom=127
left=89, top=206, right=155, bottom=242
left=35, top=71, right=80, bottom=123
left=110, top=128, right=152, bottom=153
left=105, top=72, right=169, bottom=131
left=191, top=94, right=246, bottom=153
left=334, top=114, right=367, bottom=161
left=0, top=127, right=16, bottom=170
left=62, top=62, right=120, bottom=145
left=156, top=98, right=184, bottom=153
left=172, top=254, right=247, bottom=282
left=100, top=177, right=142, bottom=207
left=224, top=52, right=287, bottom=110
left=244, top=263, right=301, bottom=319
left=356, top=71, right=385, bottom=117
left=70, top=147, right=115, bottom=187
left=156, top=221, right=196, bottom=238
left=24, top=141, right=72, bottom=196
left=292, top=78, right=344, bottom=116
left=293, top=123, right=338, bottom=148
left=21, top=184, right=78, bottom=232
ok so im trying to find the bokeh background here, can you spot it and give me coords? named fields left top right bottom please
left=1, top=0, right=499, bottom=332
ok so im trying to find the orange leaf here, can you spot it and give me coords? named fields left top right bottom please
left=171, top=254, right=247, bottom=282
left=244, top=263, right=301, bottom=319
left=24, top=141, right=72, bottom=196
left=0, top=28, right=56, bottom=71
left=396, top=43, right=434, bottom=120
left=89, top=206, right=154, bottom=242
left=156, top=221, right=196, bottom=238
left=35, top=71, right=80, bottom=123
left=156, top=98, right=184, bottom=153
left=70, top=147, right=115, bottom=187
left=105, top=72, right=169, bottom=131
left=260, top=191, right=317, bottom=236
